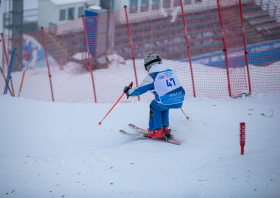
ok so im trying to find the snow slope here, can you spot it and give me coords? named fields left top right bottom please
left=0, top=93, right=280, bottom=198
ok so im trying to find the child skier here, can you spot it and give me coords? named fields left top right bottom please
left=123, top=54, right=185, bottom=140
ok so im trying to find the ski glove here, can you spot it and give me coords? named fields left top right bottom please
left=123, top=82, right=133, bottom=99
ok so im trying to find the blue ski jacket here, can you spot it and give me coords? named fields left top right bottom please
left=128, top=63, right=185, bottom=107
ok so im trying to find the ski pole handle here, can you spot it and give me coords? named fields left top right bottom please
left=98, top=81, right=133, bottom=126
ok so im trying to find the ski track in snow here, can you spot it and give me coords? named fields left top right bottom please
left=0, top=93, right=280, bottom=198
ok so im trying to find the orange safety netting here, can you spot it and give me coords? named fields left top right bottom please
left=1, top=0, right=280, bottom=103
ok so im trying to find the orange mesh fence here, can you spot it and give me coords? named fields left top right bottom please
left=182, top=0, right=229, bottom=98
left=42, top=18, right=96, bottom=103
left=218, top=0, right=249, bottom=97
left=1, top=0, right=280, bottom=103
left=7, top=30, right=54, bottom=101
left=83, top=10, right=141, bottom=103
left=123, top=2, right=195, bottom=100
left=0, top=34, right=10, bottom=95
left=243, top=0, right=280, bottom=94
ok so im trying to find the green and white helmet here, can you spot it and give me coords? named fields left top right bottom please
left=144, top=53, right=162, bottom=72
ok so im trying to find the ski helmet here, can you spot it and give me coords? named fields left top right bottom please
left=144, top=53, right=162, bottom=72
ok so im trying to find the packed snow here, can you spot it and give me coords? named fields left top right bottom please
left=0, top=92, right=280, bottom=198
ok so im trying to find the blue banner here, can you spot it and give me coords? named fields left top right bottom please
left=182, top=40, right=280, bottom=68
left=84, top=10, right=98, bottom=55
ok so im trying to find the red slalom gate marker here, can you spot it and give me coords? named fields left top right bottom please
left=240, top=122, right=245, bottom=155
left=98, top=82, right=133, bottom=126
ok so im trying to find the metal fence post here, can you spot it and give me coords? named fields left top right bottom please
left=179, top=0, right=196, bottom=98
left=124, top=6, right=140, bottom=101
left=41, top=27, right=55, bottom=102
left=239, top=0, right=252, bottom=93
left=217, top=0, right=232, bottom=97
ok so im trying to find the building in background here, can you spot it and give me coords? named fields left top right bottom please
left=38, top=0, right=99, bottom=28
left=100, top=0, right=200, bottom=12
left=2, top=0, right=39, bottom=36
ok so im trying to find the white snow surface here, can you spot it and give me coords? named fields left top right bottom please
left=0, top=93, right=280, bottom=197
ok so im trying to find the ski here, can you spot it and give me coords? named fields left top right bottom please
left=120, top=124, right=181, bottom=145
left=128, top=123, right=181, bottom=142
left=119, top=130, right=180, bottom=145
left=128, top=124, right=148, bottom=133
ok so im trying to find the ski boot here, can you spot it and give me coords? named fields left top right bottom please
left=163, top=126, right=174, bottom=139
left=144, top=129, right=168, bottom=141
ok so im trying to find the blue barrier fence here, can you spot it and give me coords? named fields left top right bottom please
left=182, top=39, right=280, bottom=68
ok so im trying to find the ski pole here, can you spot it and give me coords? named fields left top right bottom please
left=18, top=53, right=30, bottom=97
left=5, top=48, right=16, bottom=95
left=98, top=81, right=133, bottom=126
left=0, top=65, right=13, bottom=96
left=180, top=108, right=189, bottom=120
